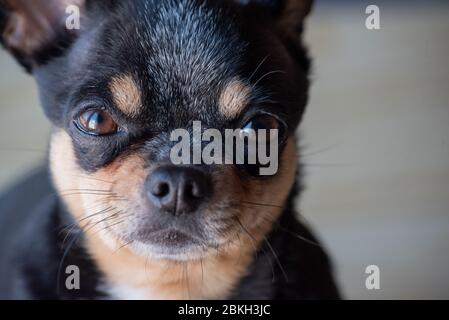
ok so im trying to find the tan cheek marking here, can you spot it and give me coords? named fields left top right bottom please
left=50, top=130, right=145, bottom=222
left=237, top=136, right=297, bottom=249
left=218, top=79, right=251, bottom=119
left=50, top=130, right=84, bottom=220
left=109, top=74, right=142, bottom=116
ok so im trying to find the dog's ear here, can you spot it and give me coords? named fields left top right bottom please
left=239, top=0, right=313, bottom=35
left=0, top=0, right=84, bottom=72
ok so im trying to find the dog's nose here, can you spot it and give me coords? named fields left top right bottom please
left=146, top=166, right=212, bottom=214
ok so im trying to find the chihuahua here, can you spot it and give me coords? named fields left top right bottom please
left=0, top=0, right=339, bottom=299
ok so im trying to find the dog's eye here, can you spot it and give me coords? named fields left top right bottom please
left=241, top=114, right=285, bottom=141
left=76, top=110, right=118, bottom=136
left=239, top=114, right=287, bottom=177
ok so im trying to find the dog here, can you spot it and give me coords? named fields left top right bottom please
left=0, top=0, right=340, bottom=299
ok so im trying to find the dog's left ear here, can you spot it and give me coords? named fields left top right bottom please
left=239, top=0, right=313, bottom=35
left=0, top=0, right=84, bottom=72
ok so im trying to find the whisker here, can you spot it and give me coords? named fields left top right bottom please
left=300, top=145, right=338, bottom=159
left=200, top=258, right=204, bottom=291
left=96, top=219, right=125, bottom=234
left=184, top=263, right=191, bottom=299
left=72, top=175, right=114, bottom=184
left=235, top=217, right=276, bottom=282
left=261, top=233, right=288, bottom=283
left=78, top=206, right=116, bottom=224
left=240, top=200, right=284, bottom=209
left=60, top=207, right=115, bottom=246
left=253, top=70, right=286, bottom=87
left=240, top=205, right=322, bottom=248
left=59, top=192, right=117, bottom=197
left=248, top=54, right=271, bottom=82
left=82, top=210, right=123, bottom=235
left=277, top=225, right=321, bottom=247
left=59, top=188, right=113, bottom=193
left=302, top=162, right=351, bottom=168
left=113, top=239, right=134, bottom=255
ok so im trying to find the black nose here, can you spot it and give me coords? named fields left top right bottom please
left=146, top=166, right=212, bottom=214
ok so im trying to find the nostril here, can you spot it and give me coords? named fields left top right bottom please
left=146, top=166, right=212, bottom=214
left=152, top=182, right=170, bottom=198
left=187, top=182, right=203, bottom=199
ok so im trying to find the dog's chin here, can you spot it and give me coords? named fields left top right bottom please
left=126, top=229, right=216, bottom=261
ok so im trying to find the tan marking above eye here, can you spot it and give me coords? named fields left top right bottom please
left=218, top=79, right=251, bottom=119
left=109, top=74, right=142, bottom=116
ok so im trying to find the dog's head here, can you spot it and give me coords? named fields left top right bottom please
left=1, top=0, right=312, bottom=260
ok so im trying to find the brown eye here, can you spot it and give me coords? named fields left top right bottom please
left=76, top=109, right=118, bottom=135
left=241, top=114, right=285, bottom=141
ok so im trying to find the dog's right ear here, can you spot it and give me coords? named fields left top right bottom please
left=0, top=0, right=84, bottom=72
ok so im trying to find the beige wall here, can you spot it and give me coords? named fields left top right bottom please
left=1, top=2, right=448, bottom=299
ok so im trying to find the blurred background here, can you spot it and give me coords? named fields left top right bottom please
left=0, top=0, right=448, bottom=299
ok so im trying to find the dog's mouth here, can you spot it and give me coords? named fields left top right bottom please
left=127, top=221, right=217, bottom=259
left=135, top=228, right=202, bottom=247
